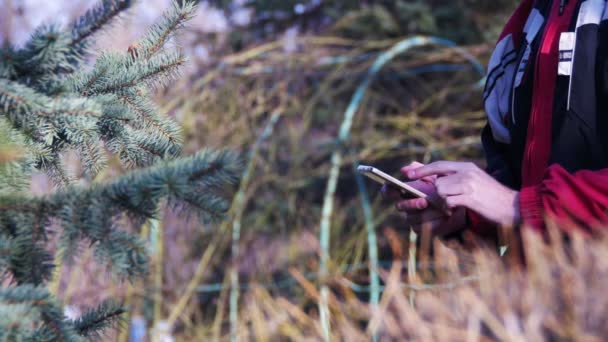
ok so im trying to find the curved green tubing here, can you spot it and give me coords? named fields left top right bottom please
left=229, top=111, right=283, bottom=342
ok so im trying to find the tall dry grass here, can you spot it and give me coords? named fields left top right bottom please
left=237, top=227, right=608, bottom=341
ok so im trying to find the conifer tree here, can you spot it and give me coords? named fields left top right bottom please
left=0, top=0, right=240, bottom=340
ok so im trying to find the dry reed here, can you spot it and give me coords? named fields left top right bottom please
left=237, top=228, right=608, bottom=341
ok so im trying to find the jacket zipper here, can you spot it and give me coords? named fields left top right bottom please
left=565, top=0, right=577, bottom=110
left=523, top=0, right=560, bottom=185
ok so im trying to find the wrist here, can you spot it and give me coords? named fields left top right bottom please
left=496, top=188, right=521, bottom=227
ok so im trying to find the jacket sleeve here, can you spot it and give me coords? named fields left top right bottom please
left=520, top=164, right=608, bottom=231
left=481, top=123, right=516, bottom=189
left=467, top=0, right=535, bottom=236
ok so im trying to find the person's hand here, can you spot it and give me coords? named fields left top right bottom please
left=382, top=162, right=466, bottom=237
left=406, top=161, right=521, bottom=227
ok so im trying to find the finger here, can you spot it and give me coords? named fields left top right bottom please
left=401, top=170, right=435, bottom=183
left=400, top=162, right=435, bottom=182
left=435, top=178, right=466, bottom=198
left=404, top=180, right=436, bottom=196
left=407, top=161, right=473, bottom=179
left=433, top=177, right=465, bottom=215
left=400, top=161, right=424, bottom=173
left=444, top=195, right=471, bottom=210
left=395, top=198, right=428, bottom=211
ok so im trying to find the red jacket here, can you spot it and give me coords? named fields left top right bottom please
left=474, top=0, right=608, bottom=233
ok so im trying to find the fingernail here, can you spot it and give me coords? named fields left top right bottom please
left=408, top=170, right=416, bottom=178
left=417, top=200, right=424, bottom=209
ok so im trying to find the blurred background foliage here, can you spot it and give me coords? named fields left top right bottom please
left=1, top=0, right=521, bottom=340
left=206, top=0, right=518, bottom=46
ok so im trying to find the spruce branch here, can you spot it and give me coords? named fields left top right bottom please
left=0, top=237, right=11, bottom=273
left=78, top=140, right=108, bottom=178
left=72, top=300, right=125, bottom=339
left=115, top=92, right=183, bottom=148
left=89, top=50, right=186, bottom=95
left=13, top=26, right=82, bottom=89
left=95, top=90, right=183, bottom=166
left=0, top=285, right=51, bottom=336
left=66, top=0, right=195, bottom=98
left=0, top=303, right=40, bottom=340
left=101, top=125, right=167, bottom=169
left=0, top=150, right=240, bottom=279
left=99, top=149, right=241, bottom=221
left=0, top=285, right=50, bottom=305
left=119, top=125, right=181, bottom=167
left=0, top=285, right=82, bottom=342
left=0, top=44, right=18, bottom=79
left=0, top=118, right=33, bottom=196
left=0, top=80, right=109, bottom=178
left=70, top=0, right=134, bottom=50
left=0, top=79, right=34, bottom=119
left=63, top=52, right=117, bottom=96
left=0, top=80, right=102, bottom=141
left=39, top=154, right=75, bottom=187
left=18, top=25, right=75, bottom=76
left=131, top=0, right=197, bottom=60
left=8, top=233, right=55, bottom=285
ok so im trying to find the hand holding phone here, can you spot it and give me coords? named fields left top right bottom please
left=359, top=163, right=466, bottom=236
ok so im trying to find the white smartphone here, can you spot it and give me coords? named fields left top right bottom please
left=357, top=165, right=429, bottom=200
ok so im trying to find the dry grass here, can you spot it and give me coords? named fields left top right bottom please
left=236, top=228, right=608, bottom=341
